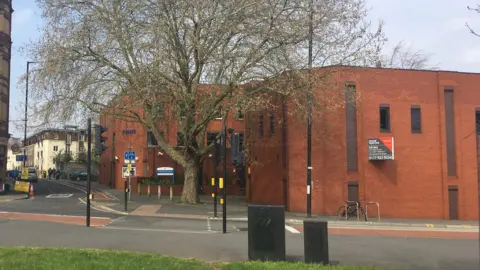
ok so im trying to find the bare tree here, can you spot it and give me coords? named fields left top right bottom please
left=467, top=5, right=480, bottom=37
left=378, top=41, right=436, bottom=69
left=25, top=0, right=384, bottom=203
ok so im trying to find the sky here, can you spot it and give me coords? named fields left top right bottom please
left=8, top=0, right=480, bottom=138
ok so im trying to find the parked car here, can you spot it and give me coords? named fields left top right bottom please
left=70, top=171, right=97, bottom=181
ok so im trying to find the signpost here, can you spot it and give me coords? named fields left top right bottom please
left=11, top=144, right=20, bottom=153
left=156, top=167, right=175, bottom=201
left=368, top=137, right=395, bottom=161
left=124, top=147, right=135, bottom=201
left=16, top=155, right=27, bottom=162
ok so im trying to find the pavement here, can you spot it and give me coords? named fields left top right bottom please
left=73, top=182, right=479, bottom=230
left=0, top=218, right=478, bottom=270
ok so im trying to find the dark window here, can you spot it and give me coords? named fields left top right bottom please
left=269, top=113, right=275, bottom=136
left=235, top=109, right=244, bottom=120
left=444, top=89, right=456, bottom=176
left=177, top=132, right=185, bottom=147
left=476, top=109, right=480, bottom=135
left=379, top=104, right=390, bottom=132
left=214, top=106, right=223, bottom=119
left=179, top=104, right=187, bottom=119
left=147, top=131, right=161, bottom=146
left=411, top=105, right=422, bottom=133
left=258, top=114, right=264, bottom=138
left=345, top=83, right=357, bottom=172
left=238, top=132, right=244, bottom=150
left=207, top=132, right=219, bottom=146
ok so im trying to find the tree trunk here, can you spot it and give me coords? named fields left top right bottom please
left=181, top=158, right=200, bottom=204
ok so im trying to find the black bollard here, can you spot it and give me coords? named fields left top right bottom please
left=304, top=220, right=329, bottom=264
left=247, top=205, right=285, bottom=261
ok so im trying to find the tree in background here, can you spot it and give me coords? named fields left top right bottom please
left=377, top=41, right=437, bottom=70
left=26, top=0, right=384, bottom=203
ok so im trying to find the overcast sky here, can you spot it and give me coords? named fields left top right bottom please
left=8, top=0, right=480, bottom=137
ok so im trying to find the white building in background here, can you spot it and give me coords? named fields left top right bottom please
left=22, top=128, right=89, bottom=172
left=6, top=137, right=22, bottom=170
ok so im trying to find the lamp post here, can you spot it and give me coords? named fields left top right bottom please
left=306, top=0, right=314, bottom=218
left=23, top=61, right=38, bottom=168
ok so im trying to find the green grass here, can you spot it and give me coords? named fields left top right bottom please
left=0, top=247, right=379, bottom=270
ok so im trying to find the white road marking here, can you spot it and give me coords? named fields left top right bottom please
left=46, top=194, right=74, bottom=199
left=99, top=226, right=220, bottom=234
left=285, top=225, right=300, bottom=234
left=232, top=226, right=241, bottom=232
left=207, top=217, right=212, bottom=232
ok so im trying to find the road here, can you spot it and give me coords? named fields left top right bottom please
left=0, top=217, right=478, bottom=270
left=0, top=179, right=478, bottom=269
left=0, top=179, right=118, bottom=219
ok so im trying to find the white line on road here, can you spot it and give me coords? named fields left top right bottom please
left=207, top=217, right=212, bottom=232
left=285, top=225, right=300, bottom=234
left=99, top=226, right=220, bottom=235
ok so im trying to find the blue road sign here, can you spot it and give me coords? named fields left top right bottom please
left=124, top=151, right=136, bottom=161
left=16, top=155, right=27, bottom=162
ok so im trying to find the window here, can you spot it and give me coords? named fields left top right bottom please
left=379, top=104, right=390, bottom=132
left=207, top=132, right=219, bottom=145
left=269, top=113, right=275, bottom=136
left=53, top=145, right=58, bottom=152
left=177, top=132, right=185, bottom=147
left=258, top=114, right=264, bottom=138
left=147, top=131, right=158, bottom=146
left=214, top=106, right=223, bottom=119
left=54, top=134, right=59, bottom=140
left=476, top=109, right=480, bottom=135
left=235, top=109, right=244, bottom=120
left=79, top=135, right=85, bottom=141
left=411, top=105, right=421, bottom=133
left=238, top=132, right=244, bottom=150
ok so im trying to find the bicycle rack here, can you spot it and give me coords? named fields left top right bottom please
left=344, top=200, right=360, bottom=222
left=365, top=201, right=380, bottom=222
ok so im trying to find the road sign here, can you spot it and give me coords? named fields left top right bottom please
left=11, top=144, right=20, bottom=153
left=122, top=165, right=136, bottom=178
left=46, top=194, right=74, bottom=199
left=16, top=155, right=27, bottom=162
left=124, top=151, right=136, bottom=163
left=14, top=181, right=30, bottom=193
left=127, top=164, right=132, bottom=170
left=21, top=168, right=29, bottom=180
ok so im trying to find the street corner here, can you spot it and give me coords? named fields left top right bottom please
left=291, top=225, right=480, bottom=239
left=0, top=212, right=112, bottom=227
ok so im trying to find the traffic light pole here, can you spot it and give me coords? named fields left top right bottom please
left=213, top=139, right=219, bottom=218
left=222, top=125, right=227, bottom=234
left=86, top=118, right=92, bottom=227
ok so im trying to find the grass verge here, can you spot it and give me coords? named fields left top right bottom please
left=0, top=247, right=379, bottom=270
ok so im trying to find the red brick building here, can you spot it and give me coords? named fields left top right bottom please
left=97, top=88, right=247, bottom=196
left=247, top=66, right=480, bottom=221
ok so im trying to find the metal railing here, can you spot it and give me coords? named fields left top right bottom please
left=344, top=200, right=360, bottom=222
left=365, top=201, right=380, bottom=222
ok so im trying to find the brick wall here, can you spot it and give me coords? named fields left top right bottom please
left=248, top=67, right=480, bottom=220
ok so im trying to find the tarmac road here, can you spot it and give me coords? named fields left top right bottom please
left=0, top=179, right=118, bottom=219
left=0, top=217, right=477, bottom=270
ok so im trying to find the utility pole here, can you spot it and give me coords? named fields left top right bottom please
left=222, top=123, right=227, bottom=234
left=213, top=139, right=219, bottom=218
left=23, top=61, right=37, bottom=169
left=306, top=0, right=314, bottom=218
left=128, top=145, right=132, bottom=201
left=86, top=118, right=92, bottom=227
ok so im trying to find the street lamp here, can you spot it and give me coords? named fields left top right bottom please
left=23, top=61, right=38, bottom=168
left=306, top=0, right=314, bottom=218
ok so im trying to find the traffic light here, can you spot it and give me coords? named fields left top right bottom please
left=94, top=124, right=108, bottom=156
